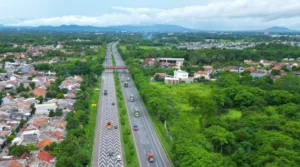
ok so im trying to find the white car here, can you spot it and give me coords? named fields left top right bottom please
left=116, top=154, right=121, bottom=161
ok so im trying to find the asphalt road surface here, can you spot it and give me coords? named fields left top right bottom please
left=92, top=43, right=124, bottom=167
left=112, top=42, right=173, bottom=167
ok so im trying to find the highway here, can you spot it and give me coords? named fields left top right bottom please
left=112, top=42, right=173, bottom=167
left=91, top=43, right=124, bottom=167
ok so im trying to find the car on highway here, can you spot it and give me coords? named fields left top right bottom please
left=104, top=90, right=107, bottom=95
left=134, top=107, right=140, bottom=118
left=116, top=154, right=121, bottom=161
left=130, top=94, right=134, bottom=102
left=133, top=124, right=138, bottom=131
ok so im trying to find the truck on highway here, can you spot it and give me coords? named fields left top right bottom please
left=130, top=95, right=134, bottom=102
left=134, top=107, right=140, bottom=118
left=148, top=154, right=154, bottom=162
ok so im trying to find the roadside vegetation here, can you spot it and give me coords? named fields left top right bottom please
left=119, top=45, right=300, bottom=167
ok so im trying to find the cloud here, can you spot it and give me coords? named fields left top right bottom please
left=7, top=0, right=300, bottom=30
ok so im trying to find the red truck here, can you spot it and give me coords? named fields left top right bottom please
left=148, top=154, right=154, bottom=162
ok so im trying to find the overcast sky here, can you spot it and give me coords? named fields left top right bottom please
left=1, top=0, right=300, bottom=30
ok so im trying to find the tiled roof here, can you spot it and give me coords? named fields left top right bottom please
left=34, top=118, right=49, bottom=126
left=4, top=95, right=14, bottom=101
left=37, top=150, right=54, bottom=163
left=33, top=88, right=46, bottom=97
left=8, top=161, right=22, bottom=167
left=37, top=138, right=52, bottom=149
left=196, top=71, right=209, bottom=75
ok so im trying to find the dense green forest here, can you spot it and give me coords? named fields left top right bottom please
left=120, top=46, right=300, bottom=167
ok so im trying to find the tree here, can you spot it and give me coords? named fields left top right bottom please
left=204, top=125, right=235, bottom=153
left=61, top=88, right=69, bottom=94
left=271, top=70, right=281, bottom=76
left=37, top=96, right=43, bottom=104
left=30, top=104, right=36, bottom=115
left=268, top=90, right=293, bottom=105
left=56, top=93, right=64, bottom=99
left=9, top=144, right=29, bottom=157
left=234, top=91, right=255, bottom=107
left=16, top=83, right=26, bottom=93
left=55, top=109, right=63, bottom=117
left=29, top=82, right=35, bottom=89
left=49, top=110, right=55, bottom=117
left=7, top=135, right=15, bottom=143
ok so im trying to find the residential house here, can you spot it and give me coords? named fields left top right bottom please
left=194, top=71, right=210, bottom=80
left=32, top=88, right=46, bottom=98
left=244, top=67, right=256, bottom=72
left=57, top=99, right=75, bottom=110
left=251, top=71, right=268, bottom=78
left=153, top=73, right=166, bottom=80
left=59, top=76, right=81, bottom=91
left=28, top=117, right=49, bottom=130
left=144, top=57, right=155, bottom=66
left=174, top=70, right=189, bottom=80
left=164, top=75, right=180, bottom=84
left=18, top=64, right=34, bottom=74
left=156, top=58, right=185, bottom=67
left=37, top=138, right=52, bottom=150
left=260, top=60, right=275, bottom=67
left=35, top=103, right=57, bottom=115
left=2, top=95, right=14, bottom=105
left=244, top=60, right=253, bottom=64
left=203, top=65, right=214, bottom=74
left=37, top=150, right=55, bottom=163
left=32, top=76, right=47, bottom=87
left=21, top=129, right=40, bottom=144
left=223, top=66, right=244, bottom=73
left=0, top=160, right=27, bottom=167
left=49, top=57, right=60, bottom=64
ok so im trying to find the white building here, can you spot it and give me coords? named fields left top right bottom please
left=35, top=103, right=58, bottom=115
left=164, top=75, right=179, bottom=84
left=174, top=70, right=189, bottom=80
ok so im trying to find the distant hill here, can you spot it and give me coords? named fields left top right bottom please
left=0, top=24, right=195, bottom=32
left=264, top=26, right=297, bottom=32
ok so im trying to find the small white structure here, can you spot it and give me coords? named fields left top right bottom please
left=174, top=70, right=189, bottom=80
left=11, top=137, right=22, bottom=145
left=164, top=75, right=179, bottom=84
left=35, top=103, right=57, bottom=115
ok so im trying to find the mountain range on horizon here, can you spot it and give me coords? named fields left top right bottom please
left=0, top=24, right=298, bottom=33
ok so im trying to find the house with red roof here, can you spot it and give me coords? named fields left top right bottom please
left=32, top=88, right=46, bottom=98
left=194, top=71, right=210, bottom=80
left=37, top=150, right=54, bottom=163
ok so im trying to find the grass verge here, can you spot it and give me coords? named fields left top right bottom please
left=114, top=71, right=139, bottom=167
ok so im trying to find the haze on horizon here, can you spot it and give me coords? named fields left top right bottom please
left=1, top=0, right=300, bottom=30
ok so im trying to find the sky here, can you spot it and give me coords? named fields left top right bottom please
left=1, top=0, right=300, bottom=30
